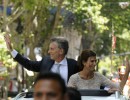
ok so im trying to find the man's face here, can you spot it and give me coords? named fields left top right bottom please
left=48, top=42, right=63, bottom=60
left=34, top=79, right=64, bottom=100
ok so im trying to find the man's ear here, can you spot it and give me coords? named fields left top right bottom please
left=60, top=48, right=64, bottom=55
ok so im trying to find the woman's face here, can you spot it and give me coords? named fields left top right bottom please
left=83, top=56, right=97, bottom=71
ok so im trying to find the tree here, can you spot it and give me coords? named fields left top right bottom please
left=1, top=0, right=130, bottom=94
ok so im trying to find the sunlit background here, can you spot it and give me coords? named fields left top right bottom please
left=0, top=0, right=130, bottom=99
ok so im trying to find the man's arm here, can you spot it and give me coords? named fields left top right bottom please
left=4, top=34, right=13, bottom=51
left=4, top=34, right=18, bottom=58
left=4, top=33, right=41, bottom=72
left=14, top=53, right=41, bottom=72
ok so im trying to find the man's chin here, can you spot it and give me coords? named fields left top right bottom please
left=50, top=57, right=53, bottom=59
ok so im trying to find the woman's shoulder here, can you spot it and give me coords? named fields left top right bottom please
left=70, top=73, right=79, bottom=78
left=68, top=73, right=80, bottom=83
left=94, top=72, right=104, bottom=77
left=94, top=71, right=108, bottom=81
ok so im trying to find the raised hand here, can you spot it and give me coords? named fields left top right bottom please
left=4, top=33, right=13, bottom=51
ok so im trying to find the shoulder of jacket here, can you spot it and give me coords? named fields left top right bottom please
left=42, top=55, right=54, bottom=62
left=67, top=58, right=77, bottom=62
left=94, top=72, right=102, bottom=76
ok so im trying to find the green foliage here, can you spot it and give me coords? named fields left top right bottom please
left=0, top=32, right=17, bottom=77
left=0, top=32, right=17, bottom=68
left=1, top=0, right=130, bottom=84
left=104, top=3, right=130, bottom=54
left=98, top=56, right=123, bottom=75
left=3, top=0, right=130, bottom=57
left=64, top=0, right=130, bottom=74
left=64, top=0, right=109, bottom=33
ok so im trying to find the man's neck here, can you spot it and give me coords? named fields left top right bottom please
left=55, top=56, right=65, bottom=63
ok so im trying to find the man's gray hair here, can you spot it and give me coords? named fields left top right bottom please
left=50, top=37, right=69, bottom=55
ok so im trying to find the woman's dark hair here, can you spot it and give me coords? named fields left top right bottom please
left=78, top=49, right=96, bottom=71
left=66, top=87, right=81, bottom=100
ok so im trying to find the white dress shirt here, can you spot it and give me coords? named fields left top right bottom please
left=11, top=49, right=68, bottom=85
left=51, top=57, right=68, bottom=85
left=11, top=49, right=18, bottom=58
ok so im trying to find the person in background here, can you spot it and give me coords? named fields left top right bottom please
left=119, top=58, right=130, bottom=92
left=68, top=49, right=119, bottom=92
left=108, top=58, right=130, bottom=93
left=4, top=34, right=79, bottom=84
left=34, top=72, right=66, bottom=100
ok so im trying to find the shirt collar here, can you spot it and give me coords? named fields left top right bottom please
left=54, top=57, right=67, bottom=66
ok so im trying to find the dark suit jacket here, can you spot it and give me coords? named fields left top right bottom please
left=14, top=54, right=79, bottom=81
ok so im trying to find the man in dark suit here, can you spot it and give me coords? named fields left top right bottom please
left=4, top=34, right=78, bottom=84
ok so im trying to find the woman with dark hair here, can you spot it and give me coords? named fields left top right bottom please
left=68, top=49, right=119, bottom=90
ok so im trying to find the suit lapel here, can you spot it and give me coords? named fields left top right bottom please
left=41, top=56, right=54, bottom=73
left=67, top=58, right=73, bottom=81
left=48, top=60, right=54, bottom=71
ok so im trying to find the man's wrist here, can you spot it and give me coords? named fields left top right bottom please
left=11, top=49, right=18, bottom=58
left=9, top=44, right=13, bottom=51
